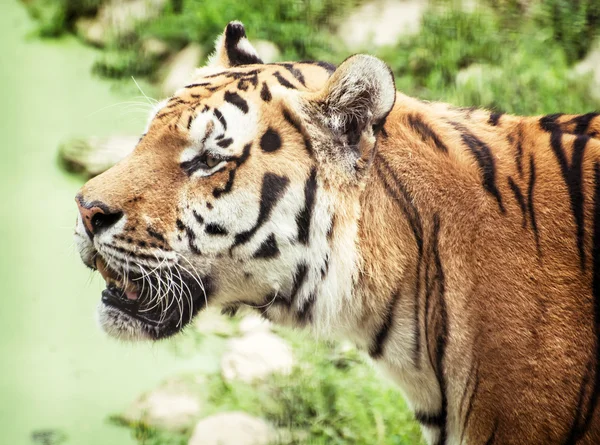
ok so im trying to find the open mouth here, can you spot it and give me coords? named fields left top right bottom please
left=95, top=256, right=212, bottom=339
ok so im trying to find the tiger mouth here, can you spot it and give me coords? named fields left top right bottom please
left=95, top=256, right=211, bottom=338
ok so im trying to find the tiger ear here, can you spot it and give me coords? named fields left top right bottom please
left=208, top=21, right=263, bottom=68
left=303, top=55, right=395, bottom=161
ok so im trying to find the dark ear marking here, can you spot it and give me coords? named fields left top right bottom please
left=224, top=21, right=263, bottom=66
left=224, top=91, right=249, bottom=113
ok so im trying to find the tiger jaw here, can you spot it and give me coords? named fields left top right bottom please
left=92, top=255, right=213, bottom=340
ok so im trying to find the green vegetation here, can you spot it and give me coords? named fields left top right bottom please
left=23, top=0, right=600, bottom=115
left=110, top=327, right=423, bottom=445
left=383, top=5, right=599, bottom=114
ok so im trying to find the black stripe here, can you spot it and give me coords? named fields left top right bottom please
left=526, top=155, right=541, bottom=256
left=375, top=155, right=424, bottom=368
left=459, top=362, right=480, bottom=444
left=289, top=263, right=308, bottom=307
left=488, top=112, right=503, bottom=126
left=283, top=109, right=313, bottom=157
left=508, top=177, right=527, bottom=228
left=205, top=223, right=228, bottom=236
left=515, top=127, right=524, bottom=178
left=185, top=82, right=211, bottom=89
left=369, top=288, right=401, bottom=359
left=273, top=71, right=296, bottom=89
left=260, top=82, right=272, bottom=102
left=297, top=292, right=316, bottom=323
left=233, top=173, right=290, bottom=247
left=484, top=421, right=498, bottom=445
left=180, top=223, right=200, bottom=255
left=193, top=210, right=204, bottom=224
left=308, top=60, right=336, bottom=74
left=407, top=114, right=449, bottom=153
left=217, top=138, right=233, bottom=148
left=540, top=113, right=564, bottom=132
left=147, top=228, right=165, bottom=242
left=252, top=233, right=280, bottom=259
left=550, top=130, right=588, bottom=270
left=571, top=112, right=599, bottom=135
left=428, top=214, right=448, bottom=444
left=414, top=411, right=444, bottom=427
left=224, top=91, right=249, bottom=113
left=213, top=143, right=251, bottom=198
left=453, top=122, right=505, bottom=213
left=278, top=63, right=306, bottom=86
left=565, top=163, right=600, bottom=444
left=214, top=109, right=227, bottom=130
left=296, top=168, right=318, bottom=245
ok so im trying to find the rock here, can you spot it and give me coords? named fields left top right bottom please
left=123, top=380, right=202, bottom=432
left=188, top=412, right=275, bottom=445
left=58, top=135, right=138, bottom=177
left=252, top=40, right=280, bottom=63
left=221, top=332, right=293, bottom=383
left=194, top=308, right=235, bottom=337
left=161, top=43, right=204, bottom=96
left=337, top=0, right=428, bottom=51
left=142, top=37, right=171, bottom=59
left=238, top=314, right=271, bottom=335
left=98, top=0, right=167, bottom=37
left=76, top=0, right=167, bottom=47
left=573, top=39, right=600, bottom=102
left=75, top=17, right=108, bottom=47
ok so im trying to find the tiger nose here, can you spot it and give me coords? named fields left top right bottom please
left=76, top=197, right=123, bottom=236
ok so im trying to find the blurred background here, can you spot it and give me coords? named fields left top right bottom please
left=0, top=0, right=599, bottom=444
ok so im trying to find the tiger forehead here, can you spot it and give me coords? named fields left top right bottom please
left=150, top=62, right=333, bottom=134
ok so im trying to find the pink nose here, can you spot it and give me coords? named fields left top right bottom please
left=76, top=197, right=123, bottom=236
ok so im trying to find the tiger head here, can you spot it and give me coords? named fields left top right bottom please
left=74, top=22, right=396, bottom=341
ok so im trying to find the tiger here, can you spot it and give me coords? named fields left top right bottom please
left=74, top=21, right=600, bottom=445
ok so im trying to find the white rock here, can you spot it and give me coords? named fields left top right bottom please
left=253, top=40, right=281, bottom=63
left=188, top=412, right=274, bottom=445
left=142, top=37, right=171, bottom=59
left=98, top=0, right=167, bottom=37
left=221, top=332, right=293, bottom=383
left=162, top=43, right=204, bottom=96
left=194, top=308, right=234, bottom=337
left=75, top=17, right=108, bottom=47
left=59, top=135, right=138, bottom=177
left=238, top=314, right=271, bottom=335
left=573, top=39, right=600, bottom=102
left=123, top=384, right=201, bottom=432
left=338, top=0, right=428, bottom=51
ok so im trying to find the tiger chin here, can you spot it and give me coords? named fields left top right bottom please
left=74, top=20, right=600, bottom=444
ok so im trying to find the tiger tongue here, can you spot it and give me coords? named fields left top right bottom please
left=125, top=291, right=139, bottom=301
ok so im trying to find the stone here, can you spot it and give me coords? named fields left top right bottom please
left=188, top=412, right=275, bottom=445
left=221, top=331, right=293, bottom=383
left=58, top=135, right=138, bottom=177
left=75, top=17, right=109, bottom=47
left=142, top=37, right=171, bottom=59
left=161, top=43, right=204, bottom=96
left=98, top=0, right=167, bottom=38
left=573, top=39, right=600, bottom=102
left=252, top=40, right=280, bottom=63
left=238, top=314, right=271, bottom=335
left=194, top=308, right=235, bottom=337
left=123, top=380, right=202, bottom=432
left=337, top=0, right=427, bottom=51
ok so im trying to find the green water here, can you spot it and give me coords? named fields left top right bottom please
left=0, top=2, right=218, bottom=444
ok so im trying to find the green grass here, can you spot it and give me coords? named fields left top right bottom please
left=110, top=327, right=424, bottom=445
left=380, top=5, right=599, bottom=114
